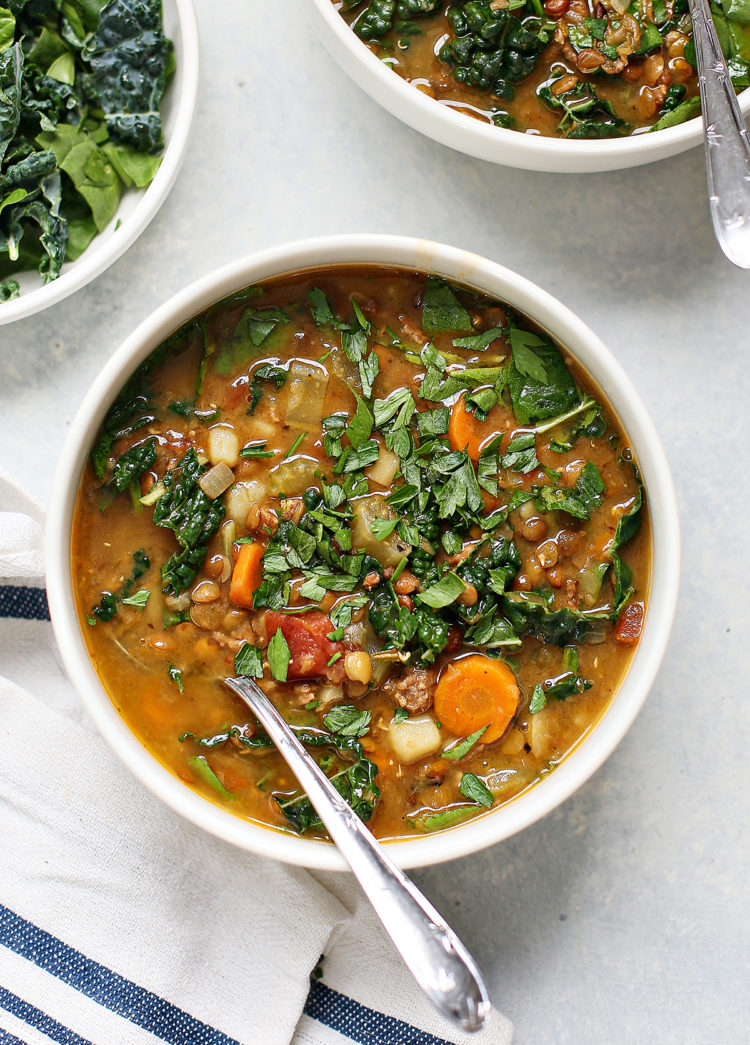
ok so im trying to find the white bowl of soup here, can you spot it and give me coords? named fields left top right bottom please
left=307, top=0, right=750, bottom=172
left=47, top=235, right=679, bottom=870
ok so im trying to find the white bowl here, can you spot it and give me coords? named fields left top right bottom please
left=46, top=235, right=680, bottom=870
left=307, top=0, right=749, bottom=173
left=0, top=0, right=199, bottom=325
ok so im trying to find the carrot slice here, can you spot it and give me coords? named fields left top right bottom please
left=229, top=542, right=264, bottom=609
left=434, top=654, right=519, bottom=744
left=448, top=393, right=505, bottom=462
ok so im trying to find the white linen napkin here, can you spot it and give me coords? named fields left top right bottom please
left=0, top=470, right=512, bottom=1045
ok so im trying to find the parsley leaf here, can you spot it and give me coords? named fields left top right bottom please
left=369, top=517, right=399, bottom=541
left=308, top=287, right=343, bottom=328
left=416, top=571, right=466, bottom=609
left=120, top=588, right=150, bottom=608
left=453, top=327, right=505, bottom=351
left=508, top=326, right=549, bottom=384
left=459, top=773, right=494, bottom=807
left=234, top=642, right=264, bottom=679
left=267, top=627, right=291, bottom=682
left=347, top=395, right=374, bottom=450
left=443, top=725, right=489, bottom=760
left=501, top=431, right=538, bottom=473
left=323, top=705, right=372, bottom=737
left=421, top=277, right=473, bottom=334
left=168, top=664, right=184, bottom=692
left=416, top=408, right=449, bottom=437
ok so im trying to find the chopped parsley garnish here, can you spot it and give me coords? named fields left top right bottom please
left=168, top=665, right=184, bottom=693
left=459, top=773, right=494, bottom=808
left=120, top=589, right=150, bottom=609
left=267, top=627, right=291, bottom=682
left=234, top=642, right=264, bottom=679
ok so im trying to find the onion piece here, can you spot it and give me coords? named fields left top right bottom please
left=199, top=462, right=234, bottom=500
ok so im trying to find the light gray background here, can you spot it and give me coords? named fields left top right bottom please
left=1, top=3, right=747, bottom=1043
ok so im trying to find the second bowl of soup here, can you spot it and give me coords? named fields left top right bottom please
left=309, top=0, right=750, bottom=171
left=47, top=236, right=680, bottom=869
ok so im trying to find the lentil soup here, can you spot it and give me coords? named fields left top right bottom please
left=73, top=266, right=650, bottom=842
left=333, top=0, right=750, bottom=138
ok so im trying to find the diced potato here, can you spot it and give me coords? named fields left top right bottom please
left=498, top=728, right=526, bottom=756
left=270, top=455, right=320, bottom=496
left=208, top=424, right=239, bottom=467
left=224, top=479, right=267, bottom=524
left=246, top=418, right=279, bottom=443
left=285, top=360, right=328, bottom=428
left=366, top=445, right=400, bottom=488
left=389, top=714, right=441, bottom=764
left=351, top=493, right=411, bottom=569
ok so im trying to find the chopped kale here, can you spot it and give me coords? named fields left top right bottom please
left=152, top=448, right=225, bottom=594
left=0, top=0, right=170, bottom=290
left=534, top=461, right=605, bottom=520
left=110, top=437, right=156, bottom=493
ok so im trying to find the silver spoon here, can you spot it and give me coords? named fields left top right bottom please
left=225, top=675, right=491, bottom=1034
left=688, top=0, right=750, bottom=266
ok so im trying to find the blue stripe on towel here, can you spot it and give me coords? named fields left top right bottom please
left=0, top=905, right=239, bottom=1045
left=0, top=586, right=49, bottom=621
left=0, top=986, right=93, bottom=1044
left=0, top=1024, right=30, bottom=1045
left=304, top=980, right=451, bottom=1045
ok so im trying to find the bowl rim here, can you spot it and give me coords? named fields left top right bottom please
left=307, top=0, right=750, bottom=172
left=0, top=0, right=200, bottom=326
left=46, top=234, right=680, bottom=871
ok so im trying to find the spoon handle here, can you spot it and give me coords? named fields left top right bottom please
left=689, top=0, right=750, bottom=267
left=225, top=676, right=491, bottom=1033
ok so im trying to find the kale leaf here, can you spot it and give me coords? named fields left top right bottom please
left=0, top=0, right=169, bottom=289
left=534, top=461, right=605, bottom=520
left=83, top=0, right=168, bottom=152
left=152, top=448, right=226, bottom=594
left=110, top=436, right=156, bottom=492
left=503, top=590, right=609, bottom=646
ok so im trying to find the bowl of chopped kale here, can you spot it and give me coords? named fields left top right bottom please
left=0, top=0, right=198, bottom=324
left=47, top=235, right=680, bottom=869
left=310, top=0, right=750, bottom=172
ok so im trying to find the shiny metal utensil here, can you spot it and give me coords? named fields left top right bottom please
left=689, top=0, right=750, bottom=267
left=225, top=675, right=491, bottom=1033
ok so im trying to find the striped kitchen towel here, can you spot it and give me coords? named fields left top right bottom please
left=0, top=471, right=512, bottom=1045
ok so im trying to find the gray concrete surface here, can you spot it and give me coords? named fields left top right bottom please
left=0, top=3, right=747, bottom=1042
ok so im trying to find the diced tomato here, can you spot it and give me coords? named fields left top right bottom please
left=614, top=602, right=644, bottom=646
left=264, top=611, right=346, bottom=683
